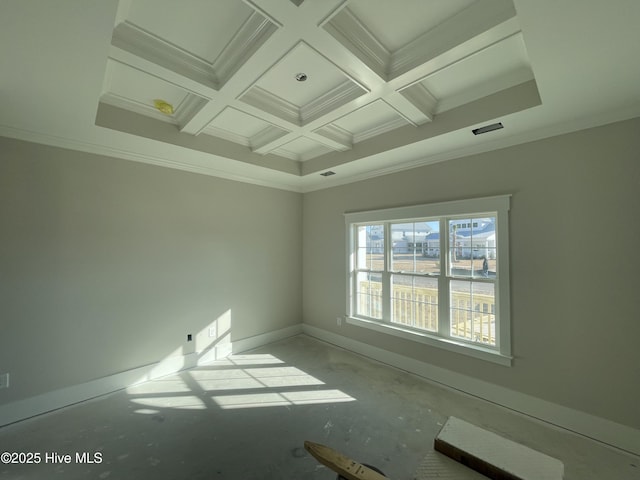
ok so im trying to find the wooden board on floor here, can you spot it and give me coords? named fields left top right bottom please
left=434, top=417, right=564, bottom=480
left=304, top=441, right=388, bottom=480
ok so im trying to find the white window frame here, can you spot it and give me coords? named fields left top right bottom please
left=345, top=195, right=512, bottom=366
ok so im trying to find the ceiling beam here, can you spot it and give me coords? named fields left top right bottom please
left=385, top=90, right=435, bottom=126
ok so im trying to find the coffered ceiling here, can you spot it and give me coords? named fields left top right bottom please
left=1, top=0, right=639, bottom=191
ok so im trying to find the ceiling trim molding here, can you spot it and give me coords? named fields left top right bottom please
left=384, top=90, right=434, bottom=126
left=243, top=0, right=284, bottom=28
left=101, top=91, right=207, bottom=129
left=100, top=92, right=178, bottom=125
left=388, top=0, right=517, bottom=79
left=249, top=125, right=290, bottom=151
left=316, top=0, right=349, bottom=27
left=0, top=124, right=302, bottom=192
left=271, top=146, right=299, bottom=161
left=3, top=103, right=639, bottom=195
left=241, top=86, right=300, bottom=126
left=323, top=7, right=390, bottom=80
left=398, top=83, right=439, bottom=121
left=353, top=116, right=408, bottom=144
left=299, top=105, right=640, bottom=192
left=212, top=12, right=278, bottom=87
left=313, top=125, right=353, bottom=151
left=300, top=80, right=366, bottom=124
left=111, top=22, right=219, bottom=89
left=174, top=94, right=210, bottom=127
left=203, top=125, right=251, bottom=147
left=107, top=49, right=218, bottom=100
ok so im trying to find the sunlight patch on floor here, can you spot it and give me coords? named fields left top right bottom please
left=128, top=353, right=356, bottom=413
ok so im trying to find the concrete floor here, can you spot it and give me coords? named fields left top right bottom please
left=0, top=335, right=638, bottom=480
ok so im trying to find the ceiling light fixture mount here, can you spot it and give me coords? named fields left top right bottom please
left=295, top=72, right=308, bottom=82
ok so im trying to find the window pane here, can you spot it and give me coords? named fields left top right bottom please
left=416, top=221, right=440, bottom=274
left=356, top=272, right=382, bottom=319
left=450, top=280, right=495, bottom=346
left=392, top=275, right=414, bottom=327
left=414, top=276, right=438, bottom=331
left=356, top=225, right=384, bottom=271
left=392, top=275, right=438, bottom=331
left=391, top=221, right=439, bottom=274
left=449, top=217, right=497, bottom=278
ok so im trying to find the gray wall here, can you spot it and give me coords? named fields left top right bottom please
left=2, top=117, right=639, bottom=429
left=303, top=117, right=640, bottom=429
left=0, top=137, right=302, bottom=405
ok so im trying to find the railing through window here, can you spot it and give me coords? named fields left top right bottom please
left=359, top=281, right=495, bottom=345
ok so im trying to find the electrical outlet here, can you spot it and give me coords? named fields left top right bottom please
left=336, top=317, right=342, bottom=326
left=0, top=373, right=9, bottom=389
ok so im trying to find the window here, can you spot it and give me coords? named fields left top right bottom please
left=345, top=195, right=511, bottom=365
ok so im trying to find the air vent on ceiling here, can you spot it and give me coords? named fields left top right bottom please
left=320, top=171, right=336, bottom=177
left=472, top=122, right=503, bottom=135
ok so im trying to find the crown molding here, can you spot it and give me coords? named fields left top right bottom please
left=323, top=7, right=390, bottom=80
left=313, top=124, right=353, bottom=151
left=271, top=146, right=299, bottom=161
left=174, top=94, right=210, bottom=127
left=100, top=92, right=178, bottom=125
left=111, top=22, right=219, bottom=90
left=399, top=82, right=439, bottom=120
left=389, top=0, right=517, bottom=79
left=300, top=81, right=366, bottom=124
left=201, top=126, right=251, bottom=147
left=241, top=86, right=301, bottom=126
left=300, top=104, right=640, bottom=192
left=100, top=91, right=208, bottom=131
left=212, top=12, right=278, bottom=86
left=353, top=116, right=408, bottom=144
left=249, top=125, right=290, bottom=151
left=0, top=124, right=302, bottom=192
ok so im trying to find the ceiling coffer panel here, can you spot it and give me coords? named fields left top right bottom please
left=238, top=43, right=367, bottom=126
left=324, top=0, right=518, bottom=80
left=101, top=60, right=206, bottom=125
left=111, top=0, right=278, bottom=90
left=126, top=0, right=255, bottom=64
left=202, top=107, right=289, bottom=149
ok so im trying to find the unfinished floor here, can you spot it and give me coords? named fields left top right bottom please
left=0, top=335, right=637, bottom=480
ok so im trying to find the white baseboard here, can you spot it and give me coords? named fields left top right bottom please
left=232, top=324, right=303, bottom=354
left=0, top=324, right=303, bottom=427
left=302, top=324, right=640, bottom=457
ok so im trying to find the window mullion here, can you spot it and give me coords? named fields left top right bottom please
left=438, top=217, right=449, bottom=338
left=382, top=222, right=391, bottom=321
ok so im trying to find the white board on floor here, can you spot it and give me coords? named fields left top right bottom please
left=435, top=417, right=564, bottom=480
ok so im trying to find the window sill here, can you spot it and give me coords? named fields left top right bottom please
left=346, top=317, right=512, bottom=366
